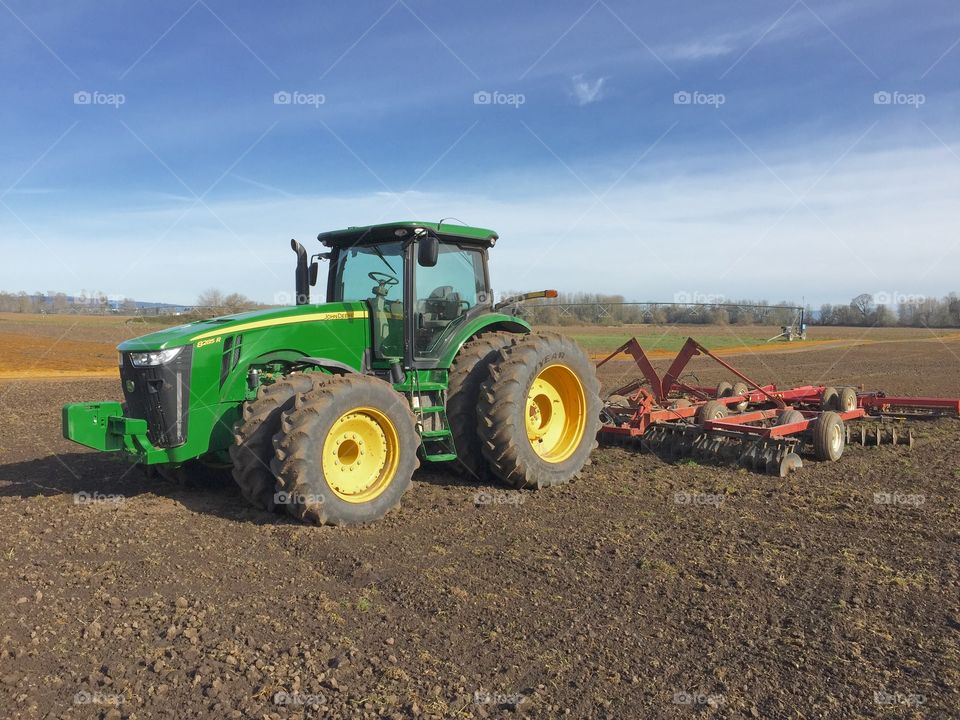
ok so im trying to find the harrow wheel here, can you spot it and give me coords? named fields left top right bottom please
left=838, top=387, right=858, bottom=412
left=813, top=411, right=845, bottom=461
left=777, top=409, right=805, bottom=426
left=696, top=400, right=729, bottom=425
left=715, top=381, right=733, bottom=399
left=821, top=387, right=840, bottom=411
left=731, top=382, right=750, bottom=411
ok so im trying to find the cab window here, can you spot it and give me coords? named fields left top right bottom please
left=332, top=242, right=404, bottom=358
left=415, top=244, right=486, bottom=357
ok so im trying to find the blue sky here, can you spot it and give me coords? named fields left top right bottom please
left=1, top=0, right=958, bottom=306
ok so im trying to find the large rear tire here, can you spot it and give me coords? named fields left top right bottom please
left=229, top=373, right=326, bottom=511
left=477, top=332, right=601, bottom=489
left=271, top=375, right=419, bottom=526
left=446, top=331, right=518, bottom=481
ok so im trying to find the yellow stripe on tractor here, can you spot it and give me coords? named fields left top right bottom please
left=191, top=310, right=369, bottom=342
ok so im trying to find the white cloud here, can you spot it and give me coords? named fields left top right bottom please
left=660, top=35, right=740, bottom=61
left=570, top=74, right=606, bottom=106
left=656, top=8, right=820, bottom=63
left=2, top=141, right=958, bottom=307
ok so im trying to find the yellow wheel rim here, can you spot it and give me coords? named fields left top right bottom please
left=322, top=407, right=399, bottom=503
left=525, top=364, right=587, bottom=463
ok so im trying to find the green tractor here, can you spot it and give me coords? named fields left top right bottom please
left=62, top=221, right=601, bottom=525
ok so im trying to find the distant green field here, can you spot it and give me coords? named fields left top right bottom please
left=567, top=332, right=774, bottom=353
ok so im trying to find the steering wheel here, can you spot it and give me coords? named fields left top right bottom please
left=368, top=271, right=399, bottom=287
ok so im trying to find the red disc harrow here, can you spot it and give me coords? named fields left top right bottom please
left=597, top=337, right=960, bottom=477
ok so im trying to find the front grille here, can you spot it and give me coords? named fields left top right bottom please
left=120, top=346, right=193, bottom=447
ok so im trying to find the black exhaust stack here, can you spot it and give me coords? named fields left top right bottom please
left=291, top=239, right=310, bottom=305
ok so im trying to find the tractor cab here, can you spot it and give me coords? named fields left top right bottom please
left=314, top=222, right=496, bottom=366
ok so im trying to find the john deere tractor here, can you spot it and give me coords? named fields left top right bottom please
left=62, top=221, right=601, bottom=525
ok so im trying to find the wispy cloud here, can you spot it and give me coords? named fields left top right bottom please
left=660, top=36, right=740, bottom=61
left=657, top=6, right=816, bottom=63
left=570, top=74, right=606, bottom=105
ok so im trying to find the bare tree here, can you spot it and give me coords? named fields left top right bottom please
left=196, top=289, right=257, bottom=316
left=850, top=293, right=874, bottom=324
left=197, top=289, right=226, bottom=310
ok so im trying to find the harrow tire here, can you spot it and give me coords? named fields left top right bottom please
left=813, top=411, right=845, bottom=461
left=821, top=387, right=840, bottom=411
left=696, top=400, right=729, bottom=425
left=777, top=409, right=805, bottom=426
left=478, top=332, right=601, bottom=490
left=446, top=331, right=519, bottom=482
left=271, top=375, right=419, bottom=526
left=716, top=381, right=734, bottom=399
left=838, top=387, right=858, bottom=412
left=230, top=373, right=328, bottom=511
left=731, top=382, right=750, bottom=411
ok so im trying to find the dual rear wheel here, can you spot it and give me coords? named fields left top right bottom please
left=230, top=332, right=600, bottom=526
left=477, top=332, right=601, bottom=489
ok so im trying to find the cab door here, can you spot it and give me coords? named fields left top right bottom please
left=412, top=243, right=487, bottom=360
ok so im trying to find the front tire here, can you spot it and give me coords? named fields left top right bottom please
left=477, top=332, right=601, bottom=489
left=271, top=375, right=419, bottom=526
left=229, top=373, right=326, bottom=511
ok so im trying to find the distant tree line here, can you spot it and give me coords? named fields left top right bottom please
left=515, top=292, right=801, bottom=327
left=0, top=290, right=139, bottom=314
left=0, top=288, right=263, bottom=316
left=819, top=293, right=960, bottom=328
left=6, top=287, right=959, bottom=328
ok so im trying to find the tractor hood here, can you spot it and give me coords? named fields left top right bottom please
left=118, top=303, right=369, bottom=352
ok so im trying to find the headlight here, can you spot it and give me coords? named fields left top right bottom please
left=129, top=347, right=184, bottom=367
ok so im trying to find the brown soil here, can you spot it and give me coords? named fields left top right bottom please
left=0, top=331, right=958, bottom=719
left=0, top=314, right=176, bottom=378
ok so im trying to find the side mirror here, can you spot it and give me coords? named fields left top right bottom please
left=418, top=235, right=439, bottom=267
left=309, top=261, right=319, bottom=286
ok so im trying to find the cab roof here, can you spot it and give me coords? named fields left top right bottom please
left=318, top=221, right=498, bottom=248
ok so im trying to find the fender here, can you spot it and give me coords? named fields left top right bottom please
left=295, top=357, right=361, bottom=375
left=437, top=312, right=531, bottom=368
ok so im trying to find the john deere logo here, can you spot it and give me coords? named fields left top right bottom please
left=125, top=380, right=135, bottom=393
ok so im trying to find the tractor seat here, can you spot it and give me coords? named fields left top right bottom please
left=423, top=285, right=463, bottom=324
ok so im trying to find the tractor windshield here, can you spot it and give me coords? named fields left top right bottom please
left=332, top=241, right=405, bottom=358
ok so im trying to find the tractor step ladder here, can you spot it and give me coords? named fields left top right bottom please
left=410, top=373, right=458, bottom=462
